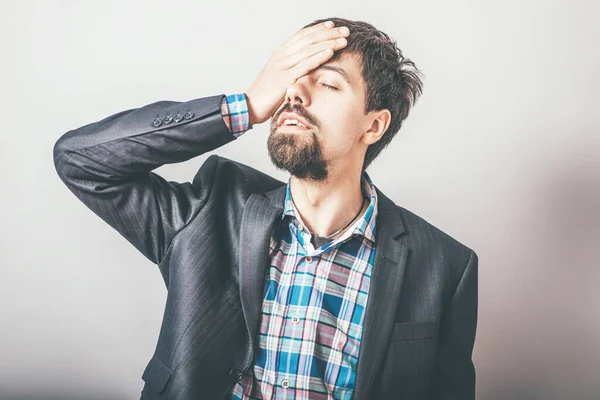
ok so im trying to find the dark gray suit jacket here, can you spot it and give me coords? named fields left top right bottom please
left=53, top=94, right=478, bottom=400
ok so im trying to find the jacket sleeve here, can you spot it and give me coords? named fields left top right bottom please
left=53, top=94, right=236, bottom=268
left=430, top=249, right=479, bottom=399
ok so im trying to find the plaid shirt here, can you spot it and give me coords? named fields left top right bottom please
left=222, top=94, right=378, bottom=399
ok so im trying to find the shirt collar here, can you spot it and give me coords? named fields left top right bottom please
left=282, top=171, right=378, bottom=244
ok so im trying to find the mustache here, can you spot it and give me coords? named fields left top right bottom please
left=274, top=103, right=319, bottom=129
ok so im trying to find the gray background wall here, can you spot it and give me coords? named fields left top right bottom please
left=1, top=0, right=599, bottom=399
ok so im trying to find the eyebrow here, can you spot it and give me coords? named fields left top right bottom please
left=316, top=65, right=352, bottom=86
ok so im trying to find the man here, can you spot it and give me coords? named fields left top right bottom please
left=54, top=17, right=478, bottom=400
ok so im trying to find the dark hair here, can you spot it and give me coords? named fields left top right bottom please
left=301, top=17, right=424, bottom=170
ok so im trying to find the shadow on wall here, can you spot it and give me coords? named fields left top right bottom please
left=482, top=134, right=600, bottom=400
left=0, top=394, right=127, bottom=400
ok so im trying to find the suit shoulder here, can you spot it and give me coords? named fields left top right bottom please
left=193, top=154, right=285, bottom=195
left=396, top=203, right=476, bottom=261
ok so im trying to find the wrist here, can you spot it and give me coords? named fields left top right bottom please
left=245, top=93, right=258, bottom=126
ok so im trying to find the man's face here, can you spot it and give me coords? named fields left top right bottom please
left=268, top=52, right=370, bottom=181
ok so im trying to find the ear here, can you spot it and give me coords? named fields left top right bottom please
left=362, top=109, right=391, bottom=145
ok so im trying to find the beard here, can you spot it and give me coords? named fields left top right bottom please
left=267, top=124, right=328, bottom=181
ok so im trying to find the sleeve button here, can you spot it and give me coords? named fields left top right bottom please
left=152, top=118, right=163, bottom=127
left=173, top=114, right=183, bottom=123
left=163, top=115, right=173, bottom=124
left=183, top=111, right=194, bottom=120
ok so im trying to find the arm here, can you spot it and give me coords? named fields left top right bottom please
left=54, top=20, right=350, bottom=282
left=430, top=249, right=479, bottom=399
left=53, top=94, right=249, bottom=274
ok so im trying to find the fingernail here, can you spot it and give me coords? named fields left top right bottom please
left=339, top=27, right=349, bottom=35
left=325, top=21, right=334, bottom=28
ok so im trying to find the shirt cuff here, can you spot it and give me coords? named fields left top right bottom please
left=221, top=93, right=251, bottom=138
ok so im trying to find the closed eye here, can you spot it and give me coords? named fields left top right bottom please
left=319, top=83, right=338, bottom=91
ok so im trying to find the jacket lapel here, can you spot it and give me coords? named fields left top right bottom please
left=352, top=188, right=409, bottom=400
left=237, top=187, right=285, bottom=370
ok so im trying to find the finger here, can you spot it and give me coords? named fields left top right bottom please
left=280, top=21, right=334, bottom=49
left=288, top=48, right=335, bottom=79
left=279, top=38, right=347, bottom=70
left=279, top=25, right=349, bottom=60
left=281, top=24, right=347, bottom=56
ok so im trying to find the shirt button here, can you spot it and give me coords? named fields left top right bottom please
left=282, top=378, right=290, bottom=388
left=229, top=368, right=242, bottom=382
left=305, top=256, right=313, bottom=263
left=292, top=315, right=300, bottom=324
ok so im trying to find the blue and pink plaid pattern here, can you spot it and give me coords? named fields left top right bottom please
left=226, top=166, right=379, bottom=400
left=221, top=94, right=251, bottom=137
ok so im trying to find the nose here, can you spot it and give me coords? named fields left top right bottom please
left=284, top=76, right=311, bottom=107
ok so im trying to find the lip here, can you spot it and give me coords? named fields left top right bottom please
left=277, top=111, right=311, bottom=129
left=277, top=124, right=310, bottom=133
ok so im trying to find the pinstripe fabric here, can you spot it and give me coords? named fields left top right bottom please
left=228, top=173, right=378, bottom=400
left=53, top=94, right=478, bottom=400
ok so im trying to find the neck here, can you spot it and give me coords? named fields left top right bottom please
left=290, top=166, right=367, bottom=238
